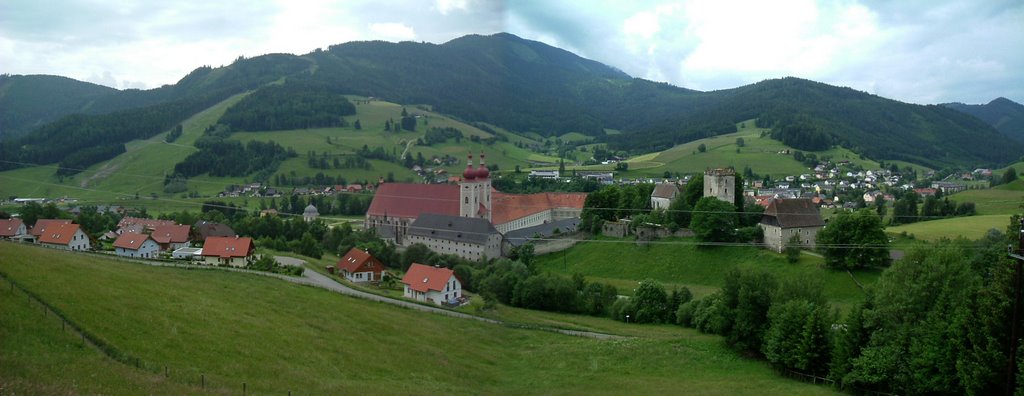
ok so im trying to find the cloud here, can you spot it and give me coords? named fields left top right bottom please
left=0, top=0, right=1020, bottom=104
left=369, top=23, right=417, bottom=41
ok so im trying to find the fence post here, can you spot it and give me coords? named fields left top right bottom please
left=165, top=366, right=168, bottom=377
left=201, top=374, right=205, bottom=389
left=243, top=382, right=246, bottom=395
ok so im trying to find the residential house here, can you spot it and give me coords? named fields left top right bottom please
left=650, top=183, right=680, bottom=210
left=38, top=223, right=90, bottom=251
left=113, top=232, right=160, bottom=258
left=117, top=217, right=176, bottom=234
left=151, top=224, right=191, bottom=251
left=336, top=247, right=385, bottom=282
left=200, top=236, right=254, bottom=267
left=401, top=263, right=462, bottom=306
left=30, top=219, right=71, bottom=240
left=192, top=220, right=236, bottom=243
left=759, top=198, right=825, bottom=253
left=0, top=218, right=27, bottom=240
left=405, top=214, right=502, bottom=261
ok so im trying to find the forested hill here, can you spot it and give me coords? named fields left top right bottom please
left=943, top=97, right=1024, bottom=143
left=0, top=75, right=116, bottom=139
left=3, top=33, right=1021, bottom=172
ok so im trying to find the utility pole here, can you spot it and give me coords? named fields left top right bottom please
left=1007, top=218, right=1024, bottom=396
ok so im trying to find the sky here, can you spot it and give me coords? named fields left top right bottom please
left=1, top=0, right=1021, bottom=105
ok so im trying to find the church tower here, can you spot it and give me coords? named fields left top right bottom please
left=704, top=168, right=736, bottom=205
left=458, top=152, right=492, bottom=221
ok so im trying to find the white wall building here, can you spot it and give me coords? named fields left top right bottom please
left=401, top=263, right=462, bottom=306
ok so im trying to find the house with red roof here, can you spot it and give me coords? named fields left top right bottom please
left=201, top=236, right=254, bottom=267
left=30, top=219, right=71, bottom=239
left=117, top=217, right=176, bottom=234
left=401, top=263, right=462, bottom=306
left=37, top=223, right=90, bottom=251
left=336, top=247, right=385, bottom=282
left=113, top=232, right=160, bottom=259
left=0, top=218, right=27, bottom=240
left=151, top=224, right=191, bottom=251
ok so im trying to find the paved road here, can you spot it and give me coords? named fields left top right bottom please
left=276, top=257, right=623, bottom=340
left=54, top=248, right=622, bottom=340
left=274, top=256, right=306, bottom=267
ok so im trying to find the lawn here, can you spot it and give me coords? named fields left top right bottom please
left=533, top=236, right=878, bottom=312
left=947, top=181, right=1024, bottom=215
left=886, top=214, right=1013, bottom=241
left=0, top=243, right=835, bottom=395
left=0, top=277, right=198, bottom=395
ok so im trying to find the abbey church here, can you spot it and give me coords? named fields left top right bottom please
left=365, top=153, right=586, bottom=256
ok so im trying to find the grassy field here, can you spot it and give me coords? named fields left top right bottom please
left=569, top=120, right=882, bottom=178
left=0, top=243, right=835, bottom=395
left=533, top=236, right=878, bottom=312
left=0, top=277, right=199, bottom=394
left=0, top=92, right=250, bottom=201
left=885, top=214, right=1012, bottom=241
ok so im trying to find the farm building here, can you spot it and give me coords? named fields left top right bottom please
left=759, top=198, right=825, bottom=253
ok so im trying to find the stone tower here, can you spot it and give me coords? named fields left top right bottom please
left=704, top=168, right=735, bottom=205
left=459, top=153, right=492, bottom=221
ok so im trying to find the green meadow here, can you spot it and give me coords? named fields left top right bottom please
left=0, top=243, right=834, bottom=395
left=533, top=236, right=879, bottom=313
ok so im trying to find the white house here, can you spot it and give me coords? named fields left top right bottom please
left=37, top=223, right=90, bottom=251
left=401, top=263, right=462, bottom=306
left=113, top=232, right=160, bottom=259
left=0, top=218, right=27, bottom=240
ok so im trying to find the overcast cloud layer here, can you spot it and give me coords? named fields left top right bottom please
left=1, top=0, right=1021, bottom=105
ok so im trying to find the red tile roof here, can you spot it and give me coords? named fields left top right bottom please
left=37, top=223, right=82, bottom=245
left=0, top=218, right=24, bottom=237
left=30, top=219, right=71, bottom=236
left=366, top=183, right=587, bottom=225
left=151, top=224, right=190, bottom=244
left=491, top=192, right=586, bottom=225
left=367, top=183, right=459, bottom=219
left=118, top=216, right=176, bottom=230
left=201, top=236, right=254, bottom=258
left=113, top=232, right=153, bottom=250
left=401, top=263, right=457, bottom=293
left=336, top=247, right=384, bottom=274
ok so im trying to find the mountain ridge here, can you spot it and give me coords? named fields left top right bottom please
left=942, top=97, right=1024, bottom=143
left=1, top=32, right=1020, bottom=172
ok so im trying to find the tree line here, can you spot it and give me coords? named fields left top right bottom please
left=674, top=218, right=1022, bottom=394
left=218, top=79, right=356, bottom=132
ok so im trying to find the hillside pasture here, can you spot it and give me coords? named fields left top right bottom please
left=885, top=214, right=1011, bottom=241
left=0, top=243, right=834, bottom=395
left=533, top=236, right=879, bottom=312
